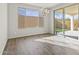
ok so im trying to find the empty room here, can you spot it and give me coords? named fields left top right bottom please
left=0, top=3, right=79, bottom=55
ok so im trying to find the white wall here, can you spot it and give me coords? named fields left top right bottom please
left=8, top=3, right=49, bottom=39
left=48, top=11, right=54, bottom=34
left=0, top=3, right=8, bottom=55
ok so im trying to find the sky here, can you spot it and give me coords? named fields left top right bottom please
left=18, top=7, right=39, bottom=16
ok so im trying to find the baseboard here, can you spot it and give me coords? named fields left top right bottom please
left=8, top=33, right=53, bottom=39
left=2, top=39, right=8, bottom=55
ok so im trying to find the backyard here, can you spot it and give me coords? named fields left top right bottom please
left=55, top=19, right=78, bottom=33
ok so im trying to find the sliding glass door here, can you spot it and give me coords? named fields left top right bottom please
left=64, top=5, right=78, bottom=37
left=54, top=4, right=79, bottom=38
left=55, top=8, right=64, bottom=35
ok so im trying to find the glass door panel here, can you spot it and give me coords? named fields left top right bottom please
left=55, top=9, right=64, bottom=35
left=64, top=5, right=78, bottom=37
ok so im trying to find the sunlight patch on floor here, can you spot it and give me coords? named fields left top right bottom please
left=34, top=35, right=79, bottom=51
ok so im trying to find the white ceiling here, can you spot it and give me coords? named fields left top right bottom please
left=27, top=3, right=59, bottom=8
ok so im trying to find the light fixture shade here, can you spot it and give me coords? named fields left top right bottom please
left=42, top=8, right=50, bottom=16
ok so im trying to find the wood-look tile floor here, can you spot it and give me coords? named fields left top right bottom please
left=3, top=34, right=79, bottom=55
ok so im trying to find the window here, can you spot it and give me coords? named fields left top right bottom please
left=18, top=7, right=44, bottom=29
left=18, top=7, right=39, bottom=16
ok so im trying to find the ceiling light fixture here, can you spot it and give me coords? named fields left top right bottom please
left=41, top=8, right=51, bottom=16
